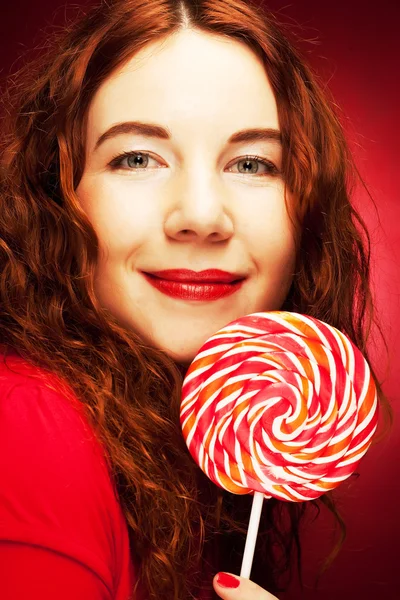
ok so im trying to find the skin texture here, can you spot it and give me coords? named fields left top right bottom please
left=76, top=28, right=298, bottom=366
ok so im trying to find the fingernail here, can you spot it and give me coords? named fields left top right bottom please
left=216, top=572, right=241, bottom=589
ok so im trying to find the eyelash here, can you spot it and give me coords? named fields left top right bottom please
left=108, top=150, right=280, bottom=177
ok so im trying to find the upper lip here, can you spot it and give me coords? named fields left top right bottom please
left=143, top=269, right=246, bottom=283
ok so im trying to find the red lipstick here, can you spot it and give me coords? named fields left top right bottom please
left=142, top=269, right=246, bottom=301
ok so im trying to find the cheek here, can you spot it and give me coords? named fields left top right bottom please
left=241, top=189, right=296, bottom=263
left=76, top=178, right=156, bottom=253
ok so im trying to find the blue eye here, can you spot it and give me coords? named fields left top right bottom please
left=108, top=151, right=280, bottom=177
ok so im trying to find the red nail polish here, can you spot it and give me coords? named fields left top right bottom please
left=216, top=572, right=240, bottom=588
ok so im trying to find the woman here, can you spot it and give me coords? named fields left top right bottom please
left=0, top=0, right=391, bottom=599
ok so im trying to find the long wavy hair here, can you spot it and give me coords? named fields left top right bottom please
left=0, top=0, right=392, bottom=598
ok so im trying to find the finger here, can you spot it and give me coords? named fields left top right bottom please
left=213, top=572, right=279, bottom=600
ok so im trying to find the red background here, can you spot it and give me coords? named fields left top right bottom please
left=0, top=1, right=399, bottom=598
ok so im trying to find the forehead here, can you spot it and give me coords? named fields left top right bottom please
left=86, top=29, right=279, bottom=148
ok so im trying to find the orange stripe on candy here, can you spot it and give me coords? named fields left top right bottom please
left=219, top=470, right=245, bottom=493
left=273, top=485, right=298, bottom=501
left=182, top=412, right=197, bottom=438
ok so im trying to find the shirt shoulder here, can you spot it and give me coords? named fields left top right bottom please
left=0, top=352, right=124, bottom=596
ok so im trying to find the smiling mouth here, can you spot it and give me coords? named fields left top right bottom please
left=142, top=272, right=246, bottom=301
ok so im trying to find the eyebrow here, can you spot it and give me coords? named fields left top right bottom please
left=93, top=120, right=282, bottom=152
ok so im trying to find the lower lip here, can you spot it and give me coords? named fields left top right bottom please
left=142, top=273, right=245, bottom=301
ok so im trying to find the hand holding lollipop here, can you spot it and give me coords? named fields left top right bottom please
left=180, top=311, right=378, bottom=578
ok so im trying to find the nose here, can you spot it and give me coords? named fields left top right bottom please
left=164, top=168, right=234, bottom=243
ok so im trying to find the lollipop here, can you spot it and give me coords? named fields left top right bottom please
left=180, top=311, right=378, bottom=577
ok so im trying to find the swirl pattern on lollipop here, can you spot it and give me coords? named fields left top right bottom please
left=180, top=311, right=379, bottom=501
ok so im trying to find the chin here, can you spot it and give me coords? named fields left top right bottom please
left=168, top=350, right=196, bottom=369
left=160, top=342, right=199, bottom=369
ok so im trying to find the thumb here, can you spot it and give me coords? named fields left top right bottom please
left=213, top=572, right=279, bottom=599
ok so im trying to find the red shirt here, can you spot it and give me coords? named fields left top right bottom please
left=0, top=349, right=139, bottom=599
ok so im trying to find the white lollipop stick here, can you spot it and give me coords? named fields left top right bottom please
left=239, top=491, right=265, bottom=578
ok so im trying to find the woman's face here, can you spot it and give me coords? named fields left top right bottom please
left=75, top=29, right=298, bottom=366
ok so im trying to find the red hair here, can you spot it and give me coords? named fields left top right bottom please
left=0, top=0, right=391, bottom=598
